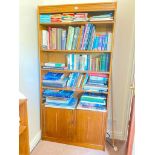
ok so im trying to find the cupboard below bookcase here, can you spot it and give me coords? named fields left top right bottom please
left=38, top=2, right=117, bottom=150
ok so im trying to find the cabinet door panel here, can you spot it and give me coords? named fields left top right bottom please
left=75, top=110, right=107, bottom=146
left=44, top=107, right=57, bottom=138
left=44, top=107, right=74, bottom=141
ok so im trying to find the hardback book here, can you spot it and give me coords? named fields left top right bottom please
left=66, top=26, right=75, bottom=50
left=42, top=30, right=48, bottom=49
left=56, top=28, right=62, bottom=50
left=61, top=29, right=67, bottom=50
left=72, top=27, right=80, bottom=50
left=76, top=26, right=85, bottom=50
left=51, top=28, right=57, bottom=50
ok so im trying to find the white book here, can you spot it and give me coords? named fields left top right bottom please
left=107, top=32, right=112, bottom=51
left=42, top=30, right=48, bottom=49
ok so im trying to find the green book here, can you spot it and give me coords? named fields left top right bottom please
left=81, top=96, right=105, bottom=103
left=72, top=27, right=80, bottom=50
left=66, top=26, right=75, bottom=50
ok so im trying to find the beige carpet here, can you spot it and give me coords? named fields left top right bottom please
left=31, top=140, right=109, bottom=155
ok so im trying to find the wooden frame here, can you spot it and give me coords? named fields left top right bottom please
left=38, top=2, right=117, bottom=151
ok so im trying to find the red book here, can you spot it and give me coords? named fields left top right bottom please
left=89, top=72, right=109, bottom=78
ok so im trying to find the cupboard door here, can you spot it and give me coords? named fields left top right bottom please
left=44, top=107, right=74, bottom=141
left=75, top=110, right=107, bottom=147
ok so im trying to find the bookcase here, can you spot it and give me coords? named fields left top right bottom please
left=38, top=2, right=117, bottom=151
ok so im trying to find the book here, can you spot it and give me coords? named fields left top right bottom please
left=56, top=28, right=62, bottom=50
left=61, top=29, right=67, bottom=50
left=76, top=26, right=85, bottom=50
left=51, top=28, right=57, bottom=50
left=72, top=27, right=80, bottom=50
left=42, top=30, right=48, bottom=49
left=44, top=62, right=65, bottom=67
left=66, top=26, right=75, bottom=50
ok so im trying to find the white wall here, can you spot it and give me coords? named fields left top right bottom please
left=38, top=0, right=135, bottom=140
left=19, top=0, right=41, bottom=151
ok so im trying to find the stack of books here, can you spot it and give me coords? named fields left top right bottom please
left=77, top=92, right=107, bottom=111
left=89, top=13, right=113, bottom=21
left=42, top=72, right=68, bottom=88
left=42, top=24, right=112, bottom=51
left=51, top=14, right=62, bottom=22
left=62, top=13, right=75, bottom=22
left=43, top=89, right=78, bottom=109
left=82, top=73, right=109, bottom=92
left=67, top=53, right=110, bottom=72
left=74, top=13, right=88, bottom=22
left=67, top=73, right=84, bottom=88
left=40, top=14, right=51, bottom=23
left=42, top=62, right=66, bottom=70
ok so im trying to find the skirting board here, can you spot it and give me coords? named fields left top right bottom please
left=30, top=130, right=41, bottom=152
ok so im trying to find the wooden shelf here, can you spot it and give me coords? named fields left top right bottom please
left=41, top=68, right=110, bottom=74
left=19, top=125, right=27, bottom=136
left=41, top=49, right=112, bottom=53
left=42, top=86, right=108, bottom=94
left=40, top=21, right=114, bottom=26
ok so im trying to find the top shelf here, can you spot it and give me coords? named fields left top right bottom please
left=40, top=21, right=114, bottom=26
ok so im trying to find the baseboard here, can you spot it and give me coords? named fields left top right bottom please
left=30, top=130, right=41, bottom=152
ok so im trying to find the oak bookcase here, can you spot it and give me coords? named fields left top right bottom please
left=38, top=2, right=117, bottom=150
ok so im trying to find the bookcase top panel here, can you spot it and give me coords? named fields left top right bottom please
left=38, top=2, right=117, bottom=14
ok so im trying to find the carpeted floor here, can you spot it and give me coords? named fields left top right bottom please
left=31, top=140, right=126, bottom=155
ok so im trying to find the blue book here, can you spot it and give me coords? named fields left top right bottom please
left=85, top=24, right=93, bottom=50
left=87, top=25, right=95, bottom=50
left=43, top=72, right=64, bottom=80
left=98, top=36, right=102, bottom=51
left=105, top=53, right=110, bottom=71
left=72, top=27, right=80, bottom=50
left=82, top=24, right=91, bottom=50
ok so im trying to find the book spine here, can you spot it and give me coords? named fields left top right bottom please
left=42, top=30, right=48, bottom=49
left=72, top=27, right=80, bottom=50
left=68, top=27, right=74, bottom=50
left=105, top=53, right=110, bottom=72
left=98, top=36, right=102, bottom=51
left=66, top=26, right=71, bottom=50
left=61, top=29, right=67, bottom=50
left=52, top=28, right=57, bottom=50
left=107, top=32, right=112, bottom=51
left=82, top=24, right=91, bottom=50
left=85, top=24, right=93, bottom=50
left=81, top=25, right=88, bottom=50
left=48, top=27, right=51, bottom=49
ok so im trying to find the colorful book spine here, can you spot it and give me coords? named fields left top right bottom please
left=51, top=28, right=57, bottom=50
left=82, top=24, right=91, bottom=50
left=72, top=27, right=80, bottom=50
left=107, top=32, right=112, bottom=51
left=66, top=26, right=74, bottom=50
left=61, top=29, right=67, bottom=50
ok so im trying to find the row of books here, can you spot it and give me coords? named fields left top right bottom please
left=42, top=24, right=112, bottom=51
left=43, top=89, right=107, bottom=111
left=67, top=53, right=110, bottom=72
left=42, top=72, right=109, bottom=93
left=40, top=12, right=113, bottom=23
left=42, top=53, right=110, bottom=72
left=43, top=89, right=78, bottom=109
